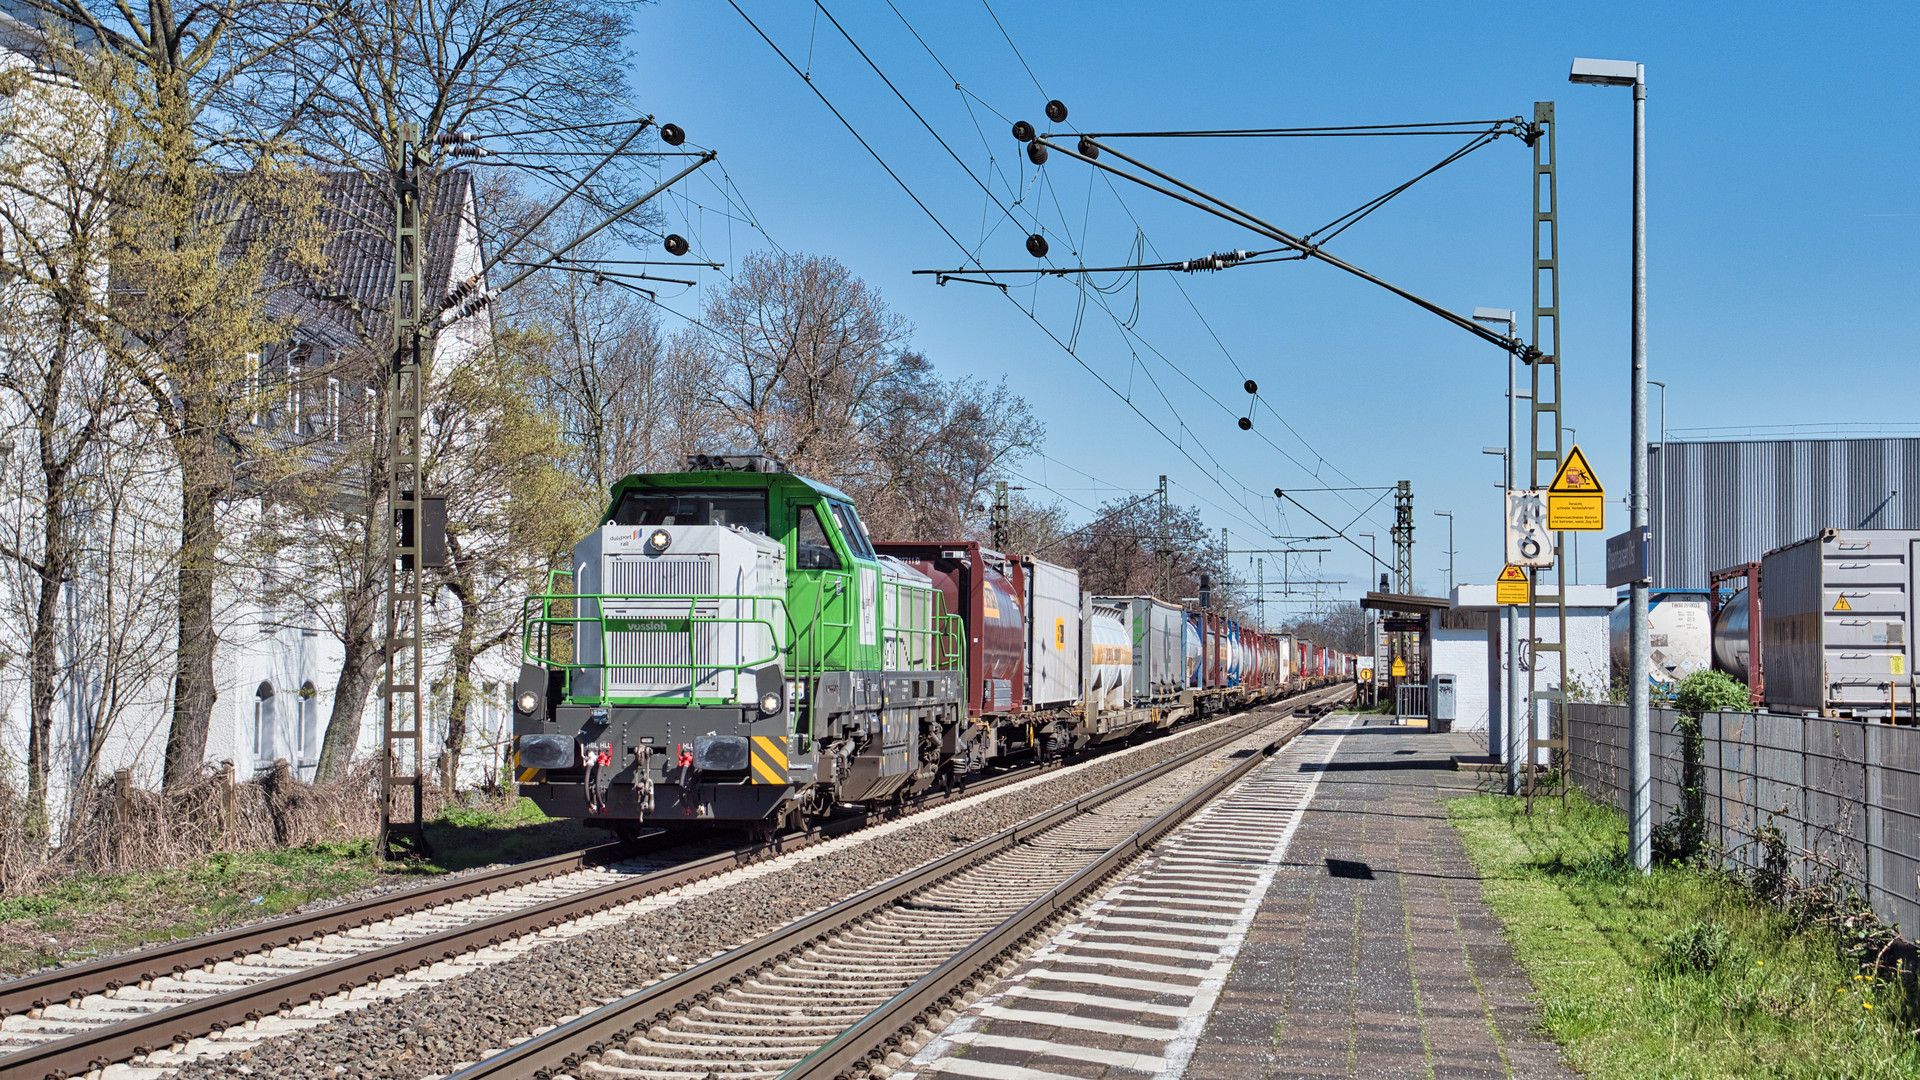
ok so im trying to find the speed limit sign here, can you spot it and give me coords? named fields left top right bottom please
left=1506, top=489, right=1554, bottom=568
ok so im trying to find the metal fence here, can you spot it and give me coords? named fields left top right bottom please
left=1396, top=684, right=1430, bottom=721
left=1564, top=702, right=1920, bottom=942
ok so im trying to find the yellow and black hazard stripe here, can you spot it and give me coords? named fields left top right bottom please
left=749, top=735, right=790, bottom=785
left=514, top=752, right=543, bottom=784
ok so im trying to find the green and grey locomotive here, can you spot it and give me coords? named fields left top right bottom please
left=511, top=452, right=965, bottom=834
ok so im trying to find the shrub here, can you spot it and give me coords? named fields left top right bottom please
left=1674, top=669, right=1750, bottom=716
left=1656, top=918, right=1742, bottom=975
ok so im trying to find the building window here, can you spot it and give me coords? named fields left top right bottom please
left=326, top=378, right=341, bottom=441
left=298, top=682, right=319, bottom=766
left=252, top=681, right=275, bottom=763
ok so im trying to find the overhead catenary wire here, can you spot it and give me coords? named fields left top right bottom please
left=727, top=0, right=1275, bottom=542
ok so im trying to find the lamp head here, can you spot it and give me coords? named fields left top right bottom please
left=1569, top=57, right=1640, bottom=86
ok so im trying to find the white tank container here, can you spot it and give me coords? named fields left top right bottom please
left=1609, top=590, right=1711, bottom=685
left=1087, top=602, right=1132, bottom=712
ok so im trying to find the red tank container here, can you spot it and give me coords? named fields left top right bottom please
left=873, top=541, right=1026, bottom=715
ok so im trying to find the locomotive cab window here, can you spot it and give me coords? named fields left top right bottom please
left=828, top=501, right=874, bottom=560
left=794, top=504, right=842, bottom=570
left=610, top=489, right=768, bottom=534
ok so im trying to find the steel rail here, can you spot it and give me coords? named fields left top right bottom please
left=0, top=839, right=636, bottom=1021
left=787, top=692, right=1346, bottom=1079
left=0, top=685, right=1339, bottom=1080
left=445, top=686, right=1347, bottom=1080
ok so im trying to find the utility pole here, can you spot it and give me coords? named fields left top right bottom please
left=381, top=122, right=433, bottom=859
left=1256, top=557, right=1265, bottom=631
left=990, top=479, right=1009, bottom=551
left=1156, top=475, right=1170, bottom=597
left=1434, top=510, right=1455, bottom=594
left=1391, top=481, right=1414, bottom=594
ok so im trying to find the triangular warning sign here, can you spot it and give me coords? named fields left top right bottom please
left=1834, top=595, right=1852, bottom=611
left=1498, top=564, right=1528, bottom=583
left=1549, top=445, right=1603, bottom=493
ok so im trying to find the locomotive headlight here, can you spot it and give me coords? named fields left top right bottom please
left=759, top=690, right=782, bottom=715
left=515, top=691, right=538, bottom=715
left=645, top=529, right=671, bottom=553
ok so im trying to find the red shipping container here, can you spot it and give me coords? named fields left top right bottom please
left=874, top=541, right=1026, bottom=715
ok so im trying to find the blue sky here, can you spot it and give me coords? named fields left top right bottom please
left=621, top=1, right=1916, bottom=617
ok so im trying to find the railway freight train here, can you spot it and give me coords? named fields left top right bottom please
left=510, top=453, right=1352, bottom=833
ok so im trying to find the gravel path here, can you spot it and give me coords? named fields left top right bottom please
left=163, top=703, right=1318, bottom=1080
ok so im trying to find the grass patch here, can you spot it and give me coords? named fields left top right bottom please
left=1448, top=791, right=1920, bottom=1080
left=0, top=795, right=603, bottom=976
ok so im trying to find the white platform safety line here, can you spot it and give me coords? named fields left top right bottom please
left=898, top=722, right=1349, bottom=1080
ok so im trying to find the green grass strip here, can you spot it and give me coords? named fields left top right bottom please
left=1447, top=791, right=1920, bottom=1080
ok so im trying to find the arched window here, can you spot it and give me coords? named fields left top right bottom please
left=298, top=682, right=319, bottom=766
left=253, top=682, right=275, bottom=762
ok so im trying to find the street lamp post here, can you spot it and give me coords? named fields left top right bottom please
left=1360, top=531, right=1379, bottom=705
left=1650, top=380, right=1667, bottom=448
left=1571, top=55, right=1651, bottom=872
left=1475, top=307, right=1523, bottom=792
left=1434, top=511, right=1455, bottom=594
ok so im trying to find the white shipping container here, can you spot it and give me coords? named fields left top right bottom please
left=1024, top=557, right=1083, bottom=708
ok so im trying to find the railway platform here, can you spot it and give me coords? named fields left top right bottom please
left=896, top=713, right=1573, bottom=1080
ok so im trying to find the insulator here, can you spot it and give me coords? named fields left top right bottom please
left=1177, top=249, right=1253, bottom=273
left=436, top=288, right=497, bottom=327
left=1011, top=119, right=1035, bottom=143
left=1078, top=136, right=1098, bottom=159
left=1026, top=140, right=1048, bottom=165
left=1244, top=379, right=1258, bottom=394
left=1238, top=417, right=1252, bottom=430
left=1046, top=99, right=1068, bottom=123
left=663, top=233, right=689, bottom=256
left=436, top=275, right=481, bottom=312
left=448, top=144, right=490, bottom=159
left=1026, top=233, right=1049, bottom=258
left=432, top=131, right=477, bottom=145
left=659, top=123, right=685, bottom=146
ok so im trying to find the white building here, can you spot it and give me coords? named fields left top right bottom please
left=1439, top=583, right=1612, bottom=761
left=0, top=55, right=513, bottom=831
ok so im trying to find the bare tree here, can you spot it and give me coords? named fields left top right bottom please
left=1060, top=496, right=1230, bottom=606
left=248, top=0, right=655, bottom=781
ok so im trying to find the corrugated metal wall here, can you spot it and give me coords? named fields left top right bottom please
left=1652, top=438, right=1920, bottom=588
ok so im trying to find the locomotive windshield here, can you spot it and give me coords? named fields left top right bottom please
left=610, top=488, right=769, bottom=534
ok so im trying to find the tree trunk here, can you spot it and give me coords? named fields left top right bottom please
left=317, top=579, right=381, bottom=780
left=440, top=581, right=482, bottom=794
left=164, top=446, right=221, bottom=788
left=22, top=330, right=73, bottom=838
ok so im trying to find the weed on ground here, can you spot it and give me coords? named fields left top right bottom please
left=1448, top=791, right=1920, bottom=1080
left=0, top=797, right=601, bottom=977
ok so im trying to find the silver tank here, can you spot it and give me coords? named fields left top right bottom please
left=1609, top=591, right=1712, bottom=684
left=1711, top=588, right=1752, bottom=683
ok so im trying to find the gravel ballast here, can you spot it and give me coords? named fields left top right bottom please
left=167, top=701, right=1327, bottom=1080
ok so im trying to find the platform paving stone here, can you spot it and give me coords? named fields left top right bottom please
left=1181, top=714, right=1575, bottom=1079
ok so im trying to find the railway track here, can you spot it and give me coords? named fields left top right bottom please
left=0, top=686, right=1345, bottom=1080
left=446, top=683, right=1351, bottom=1080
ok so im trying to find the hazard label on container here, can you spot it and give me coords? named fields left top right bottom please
left=1496, top=564, right=1529, bottom=605
left=1547, top=445, right=1606, bottom=531
left=1894, top=655, right=1906, bottom=675
left=1834, top=595, right=1852, bottom=611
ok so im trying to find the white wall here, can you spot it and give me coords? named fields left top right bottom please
left=1448, top=584, right=1614, bottom=763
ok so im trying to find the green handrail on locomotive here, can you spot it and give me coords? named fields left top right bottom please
left=511, top=452, right=1355, bottom=833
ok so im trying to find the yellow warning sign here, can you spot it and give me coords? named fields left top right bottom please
left=1834, top=595, right=1852, bottom=611
left=1360, top=667, right=1374, bottom=682
left=1496, top=564, right=1530, bottom=605
left=1549, top=445, right=1604, bottom=493
left=1547, top=444, right=1607, bottom=531
left=1390, top=657, right=1407, bottom=677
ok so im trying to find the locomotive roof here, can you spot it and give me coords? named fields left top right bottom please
left=601, top=468, right=856, bottom=520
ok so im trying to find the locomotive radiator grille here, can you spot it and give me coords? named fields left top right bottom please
left=605, top=555, right=724, bottom=695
